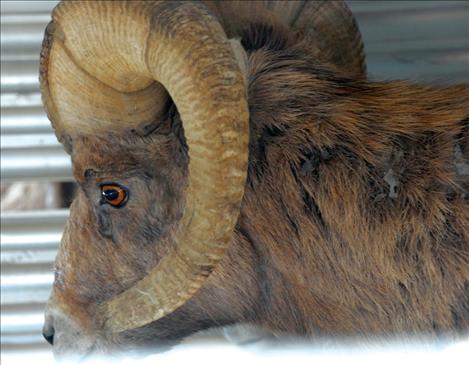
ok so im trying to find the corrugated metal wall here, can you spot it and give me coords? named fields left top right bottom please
left=1, top=0, right=66, bottom=354
left=1, top=0, right=468, bottom=357
left=349, top=0, right=469, bottom=83
left=1, top=1, right=71, bottom=182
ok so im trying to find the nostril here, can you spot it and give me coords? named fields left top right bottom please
left=42, top=325, right=55, bottom=346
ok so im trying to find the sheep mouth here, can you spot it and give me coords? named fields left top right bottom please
left=52, top=343, right=95, bottom=363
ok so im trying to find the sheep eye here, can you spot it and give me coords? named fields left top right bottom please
left=100, top=184, right=128, bottom=207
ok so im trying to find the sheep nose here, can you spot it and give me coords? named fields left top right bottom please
left=42, top=320, right=55, bottom=346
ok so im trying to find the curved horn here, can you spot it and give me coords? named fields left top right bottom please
left=294, top=0, right=366, bottom=79
left=203, top=0, right=366, bottom=79
left=40, top=1, right=249, bottom=333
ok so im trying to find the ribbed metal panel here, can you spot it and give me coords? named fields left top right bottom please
left=0, top=0, right=467, bottom=359
left=1, top=0, right=72, bottom=183
left=349, top=1, right=469, bottom=83
left=1, top=0, right=63, bottom=353
left=1, top=210, right=67, bottom=348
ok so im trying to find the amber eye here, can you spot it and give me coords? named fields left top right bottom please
left=100, top=184, right=128, bottom=207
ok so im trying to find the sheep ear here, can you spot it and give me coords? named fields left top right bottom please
left=293, top=0, right=367, bottom=79
left=230, top=39, right=248, bottom=85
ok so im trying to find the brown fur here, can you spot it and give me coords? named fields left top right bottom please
left=48, top=21, right=469, bottom=352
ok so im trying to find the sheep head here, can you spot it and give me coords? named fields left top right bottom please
left=40, top=0, right=249, bottom=354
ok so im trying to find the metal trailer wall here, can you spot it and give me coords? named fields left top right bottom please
left=1, top=0, right=468, bottom=355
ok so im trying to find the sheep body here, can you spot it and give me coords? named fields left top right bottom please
left=210, top=27, right=469, bottom=338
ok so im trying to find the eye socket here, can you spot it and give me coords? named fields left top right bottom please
left=100, top=184, right=128, bottom=208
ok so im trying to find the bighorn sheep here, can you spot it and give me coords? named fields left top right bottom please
left=40, top=0, right=468, bottom=358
